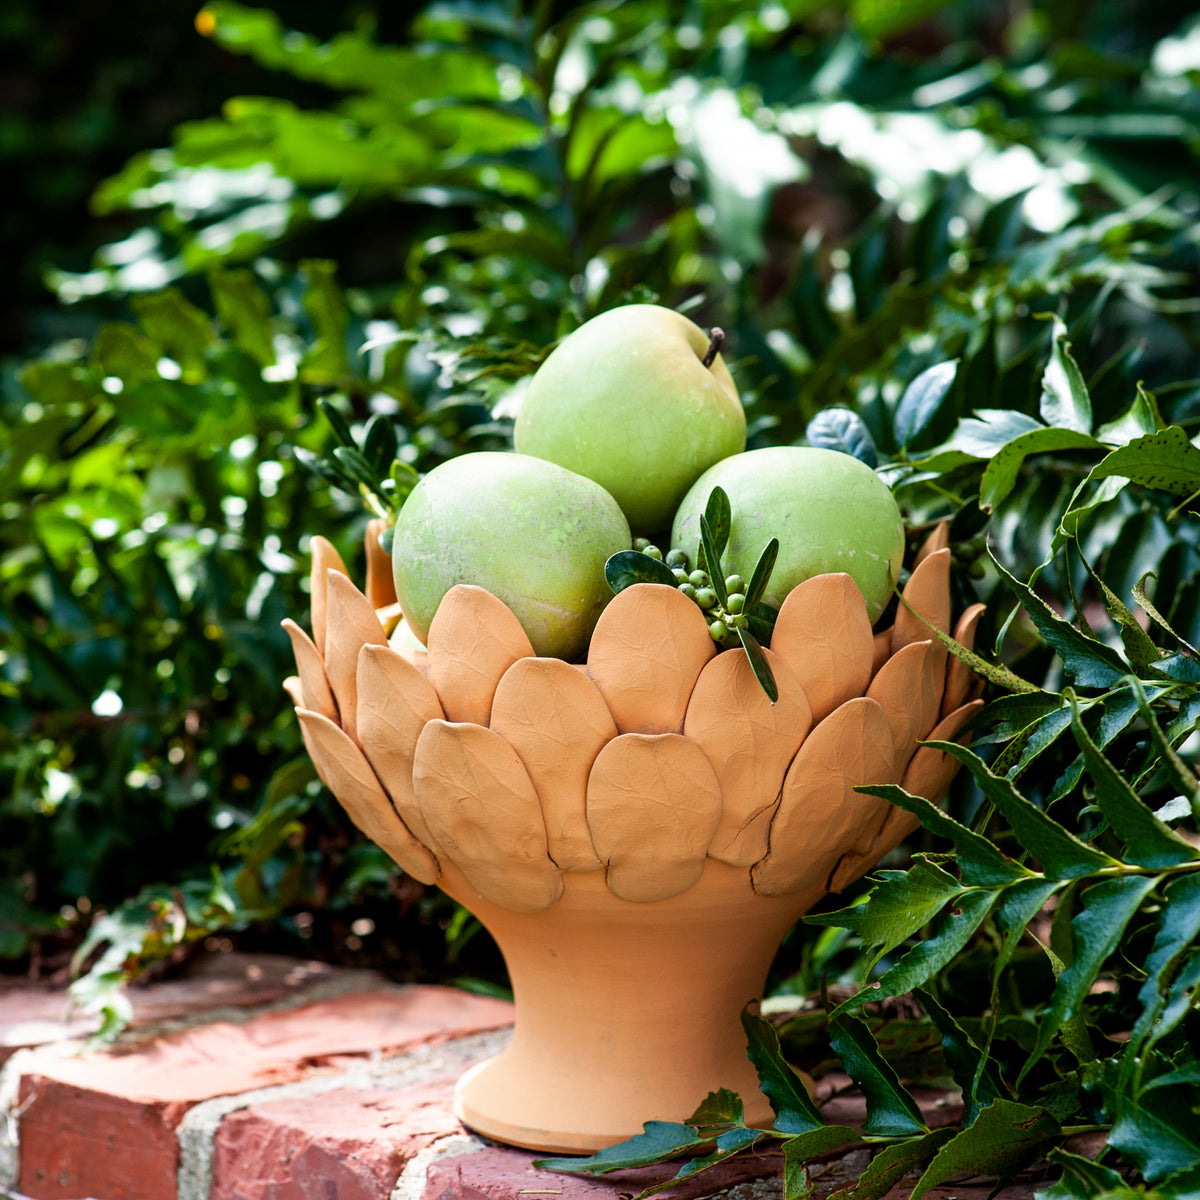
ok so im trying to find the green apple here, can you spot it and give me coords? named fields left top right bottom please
left=670, top=447, right=905, bottom=622
left=391, top=452, right=631, bottom=661
left=513, top=304, right=745, bottom=535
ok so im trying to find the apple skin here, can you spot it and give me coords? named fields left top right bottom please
left=513, top=304, right=745, bottom=535
left=391, top=452, right=631, bottom=661
left=671, top=447, right=905, bottom=622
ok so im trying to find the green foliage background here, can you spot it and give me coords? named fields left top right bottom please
left=3, top=0, right=1200, bottom=1191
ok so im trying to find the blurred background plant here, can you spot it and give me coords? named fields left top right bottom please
left=3, top=0, right=1199, bottom=1188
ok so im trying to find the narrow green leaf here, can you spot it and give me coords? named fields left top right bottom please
left=975, top=693, right=1068, bottom=743
left=929, top=742, right=1117, bottom=878
left=990, top=550, right=1129, bottom=688
left=703, top=486, right=732, bottom=558
left=1066, top=692, right=1199, bottom=867
left=652, top=1128, right=769, bottom=1197
left=991, top=877, right=1067, bottom=992
left=742, top=1010, right=825, bottom=1134
left=827, top=1131, right=954, bottom=1200
left=805, top=859, right=967, bottom=963
left=332, top=445, right=387, bottom=498
left=837, top=889, right=995, bottom=1011
left=533, top=1122, right=709, bottom=1176
left=1087, top=425, right=1200, bottom=499
left=1019, top=874, right=1158, bottom=1083
left=1126, top=677, right=1200, bottom=816
left=852, top=786, right=1030, bottom=886
left=317, top=396, right=356, bottom=448
left=895, top=359, right=958, bottom=448
left=1134, top=572, right=1200, bottom=658
left=911, top=1100, right=1061, bottom=1199
left=1072, top=545, right=1163, bottom=672
left=1040, top=318, right=1093, bottom=433
left=828, top=1015, right=927, bottom=1138
left=362, top=414, right=399, bottom=479
left=914, top=989, right=1009, bottom=1125
left=737, top=628, right=779, bottom=704
left=700, top=514, right=729, bottom=608
left=980, top=427, right=1104, bottom=512
left=605, top=551, right=679, bottom=594
left=744, top=538, right=779, bottom=614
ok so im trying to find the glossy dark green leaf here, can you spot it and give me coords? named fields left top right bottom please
left=991, top=877, right=1067, bottom=991
left=929, top=742, right=1117, bottom=878
left=782, top=1129, right=863, bottom=1200
left=895, top=360, right=958, bottom=448
left=1067, top=692, right=1199, bottom=867
left=1088, top=425, right=1200, bottom=499
left=1126, top=678, right=1200, bottom=815
left=805, top=859, right=966, bottom=963
left=914, top=990, right=1008, bottom=1125
left=1040, top=1147, right=1127, bottom=1199
left=980, top=427, right=1104, bottom=512
left=744, top=539, right=779, bottom=614
left=362, top=415, right=399, bottom=479
left=911, top=1100, right=1060, bottom=1199
left=852, top=786, right=1030, bottom=886
left=742, top=1010, right=825, bottom=1134
left=533, top=1122, right=710, bottom=1176
left=1108, top=1087, right=1200, bottom=1183
left=828, top=1015, right=927, bottom=1138
left=699, top=513, right=728, bottom=608
left=1020, top=874, right=1158, bottom=1082
left=685, top=1088, right=744, bottom=1133
left=827, top=1131, right=955, bottom=1200
left=317, top=397, right=356, bottom=448
left=662, top=1128, right=769, bottom=1193
left=737, top=627, right=778, bottom=704
left=605, top=550, right=679, bottom=594
left=332, top=445, right=385, bottom=495
left=806, top=409, right=877, bottom=467
left=1039, top=318, right=1093, bottom=434
left=703, top=487, right=732, bottom=559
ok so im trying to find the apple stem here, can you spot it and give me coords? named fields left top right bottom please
left=702, top=327, right=725, bottom=369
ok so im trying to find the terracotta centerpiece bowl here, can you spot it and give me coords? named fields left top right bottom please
left=282, top=521, right=983, bottom=1154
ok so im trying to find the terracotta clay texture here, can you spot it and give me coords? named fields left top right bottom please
left=283, top=524, right=984, bottom=1152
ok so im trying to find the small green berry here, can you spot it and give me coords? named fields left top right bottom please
left=672, top=567, right=688, bottom=582
left=688, top=569, right=708, bottom=588
left=728, top=614, right=748, bottom=630
left=642, top=544, right=663, bottom=561
left=724, top=574, right=746, bottom=594
left=679, top=582, right=697, bottom=601
left=666, top=548, right=689, bottom=569
left=726, top=592, right=746, bottom=614
left=695, top=587, right=717, bottom=610
left=709, top=619, right=727, bottom=642
left=633, top=537, right=650, bottom=551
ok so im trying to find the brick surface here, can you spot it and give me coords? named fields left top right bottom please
left=17, top=985, right=513, bottom=1200
left=211, top=1074, right=467, bottom=1200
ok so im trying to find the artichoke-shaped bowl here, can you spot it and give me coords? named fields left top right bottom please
left=283, top=521, right=983, bottom=1154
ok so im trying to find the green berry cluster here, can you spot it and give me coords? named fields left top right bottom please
left=633, top=538, right=748, bottom=649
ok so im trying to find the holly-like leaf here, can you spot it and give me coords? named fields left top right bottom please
left=915, top=990, right=1009, bottom=1125
left=895, top=359, right=958, bottom=448
left=980, top=427, right=1104, bottom=511
left=742, top=1010, right=825, bottom=1134
left=783, top=1128, right=864, bottom=1200
left=1040, top=318, right=1093, bottom=434
left=1039, top=1147, right=1127, bottom=1199
left=534, top=1122, right=710, bottom=1176
left=828, top=1015, right=927, bottom=1138
left=686, top=1088, right=744, bottom=1133
left=805, top=859, right=967, bottom=965
left=1108, top=1086, right=1200, bottom=1183
left=827, top=1131, right=955, bottom=1200
left=806, top=408, right=878, bottom=466
left=1087, top=424, right=1200, bottom=499
left=605, top=550, right=679, bottom=593
left=1067, top=692, right=1199, bottom=868
left=1019, top=874, right=1158, bottom=1082
left=929, top=742, right=1117, bottom=878
left=912, top=1099, right=1061, bottom=1199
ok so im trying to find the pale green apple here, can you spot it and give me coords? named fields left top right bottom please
left=671, top=447, right=905, bottom=622
left=513, top=304, right=745, bottom=535
left=391, top=452, right=631, bottom=661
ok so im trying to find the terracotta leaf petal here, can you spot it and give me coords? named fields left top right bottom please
left=412, top=720, right=563, bottom=914
left=324, top=570, right=389, bottom=743
left=770, top=574, right=875, bottom=724
left=829, top=698, right=983, bottom=893
left=943, top=603, right=986, bottom=718
left=752, top=697, right=895, bottom=897
left=310, top=536, right=349, bottom=657
left=866, top=639, right=944, bottom=776
left=490, top=657, right=616, bottom=872
left=281, top=618, right=337, bottom=721
left=892, top=547, right=951, bottom=658
left=296, top=708, right=439, bottom=885
left=684, top=648, right=812, bottom=867
left=356, top=643, right=445, bottom=849
left=913, top=522, right=950, bottom=567
left=364, top=517, right=398, bottom=610
left=282, top=676, right=304, bottom=708
left=586, top=585, right=716, bottom=735
left=587, top=733, right=722, bottom=903
left=871, top=628, right=893, bottom=678
left=426, top=585, right=534, bottom=727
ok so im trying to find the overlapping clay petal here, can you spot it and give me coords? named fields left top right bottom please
left=587, top=733, right=722, bottom=902
left=770, top=574, right=874, bottom=723
left=426, top=585, right=534, bottom=726
left=684, top=647, right=811, bottom=867
left=866, top=639, right=945, bottom=775
left=364, top=517, right=398, bottom=610
left=324, top=570, right=389, bottom=741
left=490, top=657, right=615, bottom=872
left=296, top=707, right=439, bottom=885
left=356, top=643, right=445, bottom=849
left=586, top=584, right=715, bottom=734
left=412, top=720, right=563, bottom=914
left=281, top=618, right=337, bottom=721
left=892, top=547, right=951, bottom=661
left=943, top=603, right=986, bottom=717
left=752, top=697, right=895, bottom=897
left=309, top=536, right=349, bottom=656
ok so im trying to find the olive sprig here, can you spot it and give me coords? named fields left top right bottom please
left=604, top=487, right=781, bottom=703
